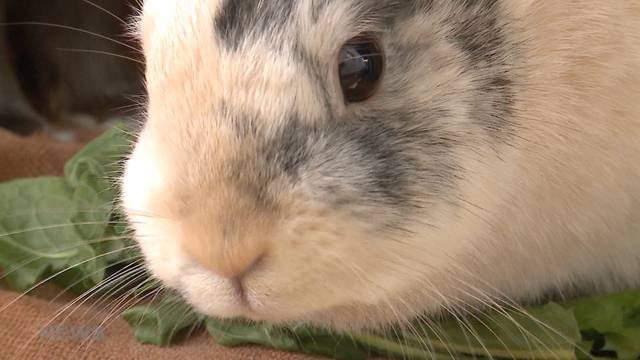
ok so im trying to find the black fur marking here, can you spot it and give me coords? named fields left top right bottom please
left=263, top=120, right=317, bottom=179
left=226, top=110, right=451, bottom=213
left=453, top=1, right=504, bottom=64
left=215, top=0, right=296, bottom=49
left=333, top=119, right=415, bottom=207
left=309, top=0, right=332, bottom=24
left=450, top=0, right=516, bottom=135
left=226, top=113, right=317, bottom=207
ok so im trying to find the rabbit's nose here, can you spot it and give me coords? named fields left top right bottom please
left=186, top=230, right=267, bottom=280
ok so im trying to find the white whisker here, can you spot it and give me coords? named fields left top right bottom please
left=0, top=22, right=139, bottom=52
left=57, top=48, right=144, bottom=64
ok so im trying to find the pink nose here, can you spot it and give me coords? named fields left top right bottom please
left=183, top=234, right=267, bottom=279
left=177, top=187, right=275, bottom=280
left=179, top=209, right=272, bottom=279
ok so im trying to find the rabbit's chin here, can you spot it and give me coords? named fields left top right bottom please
left=150, top=257, right=449, bottom=332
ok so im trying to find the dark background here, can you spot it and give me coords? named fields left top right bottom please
left=0, top=0, right=143, bottom=135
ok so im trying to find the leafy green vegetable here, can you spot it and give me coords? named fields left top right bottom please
left=122, top=295, right=205, bottom=346
left=566, top=291, right=640, bottom=359
left=206, top=319, right=368, bottom=360
left=0, top=124, right=133, bottom=294
left=1, top=124, right=640, bottom=360
left=369, top=303, right=580, bottom=360
left=202, top=302, right=581, bottom=360
left=0, top=178, right=79, bottom=290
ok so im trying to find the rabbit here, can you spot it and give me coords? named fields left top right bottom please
left=121, top=0, right=640, bottom=331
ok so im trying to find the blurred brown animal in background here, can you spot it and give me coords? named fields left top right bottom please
left=0, top=0, right=142, bottom=136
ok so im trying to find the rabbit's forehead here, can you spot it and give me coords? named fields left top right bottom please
left=140, top=0, right=516, bottom=140
left=140, top=0, right=401, bottom=48
left=212, top=0, right=362, bottom=48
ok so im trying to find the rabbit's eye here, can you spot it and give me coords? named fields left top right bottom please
left=338, top=34, right=384, bottom=103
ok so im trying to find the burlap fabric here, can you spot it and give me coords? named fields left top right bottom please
left=0, top=129, right=323, bottom=360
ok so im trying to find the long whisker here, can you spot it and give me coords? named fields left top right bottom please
left=410, top=277, right=491, bottom=360
left=451, top=302, right=522, bottom=359
left=20, top=269, right=150, bottom=357
left=363, top=252, right=463, bottom=357
left=329, top=254, right=452, bottom=359
left=0, top=22, right=139, bottom=52
left=0, top=245, right=139, bottom=315
left=11, top=258, right=144, bottom=356
left=313, top=254, right=404, bottom=344
left=49, top=258, right=145, bottom=312
left=369, top=252, right=537, bottom=359
left=450, top=285, right=540, bottom=357
left=446, top=262, right=584, bottom=358
left=76, top=263, right=149, bottom=321
left=0, top=221, right=123, bottom=239
left=0, top=235, right=132, bottom=282
left=31, top=257, right=146, bottom=341
left=0, top=209, right=123, bottom=218
left=57, top=48, right=144, bottom=65
left=129, top=282, right=167, bottom=335
left=111, top=103, right=146, bottom=116
left=367, top=229, right=586, bottom=358
left=448, top=278, right=563, bottom=358
left=74, top=282, right=164, bottom=355
left=78, top=0, right=128, bottom=26
left=417, top=265, right=564, bottom=357
left=68, top=270, right=150, bottom=353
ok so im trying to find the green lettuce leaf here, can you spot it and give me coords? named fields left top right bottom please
left=206, top=318, right=368, bottom=360
left=0, top=124, right=132, bottom=294
left=565, top=290, right=640, bottom=359
left=122, top=295, right=205, bottom=346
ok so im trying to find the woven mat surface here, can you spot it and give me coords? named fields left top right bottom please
left=0, top=128, right=324, bottom=360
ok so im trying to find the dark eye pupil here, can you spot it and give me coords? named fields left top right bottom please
left=338, top=35, right=384, bottom=103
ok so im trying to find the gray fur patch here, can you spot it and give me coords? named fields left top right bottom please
left=450, top=0, right=516, bottom=136
left=215, top=0, right=296, bottom=49
left=215, top=0, right=517, bottom=225
left=226, top=107, right=459, bottom=224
